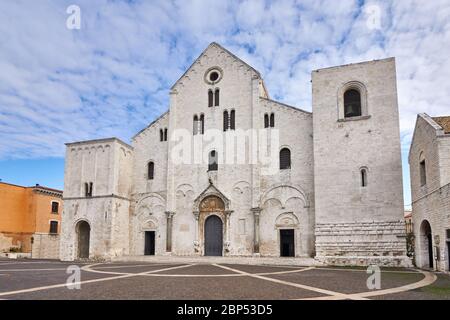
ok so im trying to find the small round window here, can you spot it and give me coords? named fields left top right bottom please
left=204, top=67, right=223, bottom=84
left=209, top=71, right=219, bottom=82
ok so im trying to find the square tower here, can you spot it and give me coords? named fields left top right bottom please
left=312, top=58, right=409, bottom=266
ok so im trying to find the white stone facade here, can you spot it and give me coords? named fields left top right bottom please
left=60, top=43, right=409, bottom=266
left=409, top=113, right=450, bottom=271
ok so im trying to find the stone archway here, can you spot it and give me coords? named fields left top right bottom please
left=204, top=214, right=223, bottom=256
left=198, top=196, right=226, bottom=256
left=76, top=220, right=90, bottom=259
left=419, top=220, right=433, bottom=269
left=192, top=182, right=232, bottom=255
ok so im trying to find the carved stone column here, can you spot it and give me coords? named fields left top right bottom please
left=224, top=210, right=233, bottom=252
left=251, top=207, right=262, bottom=254
left=193, top=210, right=200, bottom=253
left=165, top=211, right=175, bottom=252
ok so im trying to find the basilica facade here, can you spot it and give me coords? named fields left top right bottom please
left=60, top=43, right=409, bottom=266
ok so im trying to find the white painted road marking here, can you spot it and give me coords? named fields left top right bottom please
left=0, top=263, right=194, bottom=298
left=297, top=269, right=436, bottom=300
left=84, top=264, right=313, bottom=277
left=213, top=264, right=368, bottom=300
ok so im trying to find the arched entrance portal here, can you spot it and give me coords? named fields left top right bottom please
left=76, top=221, right=90, bottom=259
left=204, top=215, right=223, bottom=256
left=419, top=220, right=433, bottom=269
left=199, top=195, right=225, bottom=256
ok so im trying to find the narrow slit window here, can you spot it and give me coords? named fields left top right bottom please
left=214, top=88, right=220, bottom=106
left=361, top=169, right=368, bottom=187
left=264, top=114, right=269, bottom=128
left=160, top=129, right=163, bottom=142
left=208, top=150, right=218, bottom=171
left=193, top=115, right=199, bottom=135
left=230, top=110, right=235, bottom=130
left=280, top=148, right=291, bottom=170
left=223, top=111, right=229, bottom=131
left=84, top=183, right=89, bottom=197
left=208, top=90, right=213, bottom=107
left=270, top=113, right=275, bottom=127
left=164, top=128, right=168, bottom=141
left=148, top=162, right=154, bottom=180
left=200, top=114, right=204, bottom=134
left=420, top=160, right=427, bottom=186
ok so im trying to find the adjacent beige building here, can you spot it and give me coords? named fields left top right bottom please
left=60, top=43, right=409, bottom=266
left=409, top=114, right=450, bottom=271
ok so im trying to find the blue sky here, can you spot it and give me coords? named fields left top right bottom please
left=1, top=1, right=450, bottom=208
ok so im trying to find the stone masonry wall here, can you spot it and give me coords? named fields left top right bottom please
left=31, top=233, right=60, bottom=259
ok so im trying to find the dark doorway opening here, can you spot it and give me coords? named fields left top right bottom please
left=447, top=242, right=450, bottom=271
left=77, top=221, right=90, bottom=259
left=145, top=231, right=155, bottom=255
left=427, top=233, right=433, bottom=269
left=280, top=229, right=295, bottom=257
left=204, top=215, right=223, bottom=256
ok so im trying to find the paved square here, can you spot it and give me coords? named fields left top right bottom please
left=0, top=258, right=448, bottom=300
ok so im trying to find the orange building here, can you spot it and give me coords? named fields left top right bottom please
left=0, top=182, right=63, bottom=257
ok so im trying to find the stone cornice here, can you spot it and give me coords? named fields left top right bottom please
left=63, top=194, right=131, bottom=201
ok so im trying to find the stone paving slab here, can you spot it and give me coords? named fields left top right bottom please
left=0, top=259, right=442, bottom=300
left=4, top=273, right=326, bottom=300
left=266, top=268, right=424, bottom=295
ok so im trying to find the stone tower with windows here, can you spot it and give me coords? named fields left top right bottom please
left=312, top=58, right=409, bottom=265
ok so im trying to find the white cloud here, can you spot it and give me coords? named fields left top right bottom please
left=0, top=0, right=449, bottom=163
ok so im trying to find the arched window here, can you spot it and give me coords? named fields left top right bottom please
left=84, top=182, right=93, bottom=197
left=230, top=110, right=235, bottom=130
left=420, top=152, right=427, bottom=186
left=280, top=148, right=291, bottom=170
left=344, top=89, right=362, bottom=118
left=200, top=114, right=204, bottom=134
left=164, top=128, right=168, bottom=141
left=84, top=182, right=89, bottom=197
left=160, top=129, right=163, bottom=141
left=214, top=88, right=220, bottom=106
left=270, top=113, right=275, bottom=127
left=148, top=162, right=154, bottom=180
left=208, top=90, right=213, bottom=107
left=223, top=110, right=229, bottom=132
left=264, top=114, right=269, bottom=128
left=208, top=150, right=218, bottom=171
left=193, top=115, right=199, bottom=135
left=361, top=168, right=368, bottom=187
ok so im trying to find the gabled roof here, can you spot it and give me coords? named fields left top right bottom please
left=409, top=113, right=450, bottom=161
left=432, top=116, right=450, bottom=134
left=170, top=42, right=265, bottom=93
left=260, top=97, right=312, bottom=115
left=132, top=110, right=169, bottom=140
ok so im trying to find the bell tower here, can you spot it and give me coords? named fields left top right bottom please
left=311, top=58, right=410, bottom=266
